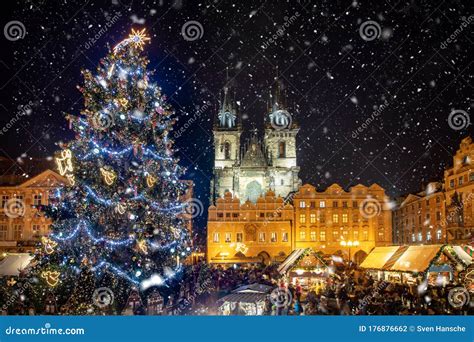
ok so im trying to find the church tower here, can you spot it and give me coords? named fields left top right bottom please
left=264, top=73, right=301, bottom=198
left=212, top=71, right=241, bottom=201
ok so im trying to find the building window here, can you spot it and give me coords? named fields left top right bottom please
left=213, top=233, right=220, bottom=243
left=352, top=201, right=358, bottom=208
left=33, top=194, right=42, bottom=206
left=278, top=141, right=286, bottom=158
left=13, top=225, right=23, bottom=239
left=282, top=232, right=288, bottom=242
left=320, top=231, right=326, bottom=242
left=353, top=214, right=359, bottom=222
left=1, top=195, right=9, bottom=207
left=258, top=232, right=266, bottom=242
left=342, top=201, right=347, bottom=208
left=319, top=213, right=325, bottom=223
left=310, top=231, right=316, bottom=241
left=427, top=231, right=432, bottom=241
left=332, top=230, right=339, bottom=241
left=417, top=232, right=422, bottom=242
left=310, top=213, right=316, bottom=224
left=299, top=201, right=306, bottom=208
left=224, top=142, right=231, bottom=160
left=436, top=212, right=441, bottom=221
left=299, top=231, right=306, bottom=241
left=342, top=213, right=348, bottom=223
left=378, top=231, right=384, bottom=241
left=319, top=201, right=326, bottom=208
left=299, top=214, right=306, bottom=224
left=332, top=214, right=339, bottom=223
left=271, top=232, right=277, bottom=242
left=449, top=179, right=454, bottom=188
left=32, top=224, right=41, bottom=236
left=342, top=230, right=348, bottom=239
left=236, top=232, right=243, bottom=242
left=280, top=179, right=284, bottom=186
left=411, top=233, right=415, bottom=242
left=436, top=229, right=442, bottom=240
left=332, top=201, right=338, bottom=208
left=225, top=233, right=231, bottom=243
left=436, top=196, right=441, bottom=203
left=0, top=225, right=7, bottom=240
left=470, top=173, right=474, bottom=182
left=310, top=201, right=316, bottom=208
left=459, top=176, right=463, bottom=186
left=363, top=230, right=368, bottom=241
left=353, top=230, right=359, bottom=240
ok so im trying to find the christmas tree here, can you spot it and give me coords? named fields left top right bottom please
left=29, top=28, right=192, bottom=313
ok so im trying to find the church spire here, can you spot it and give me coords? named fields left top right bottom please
left=215, top=67, right=239, bottom=130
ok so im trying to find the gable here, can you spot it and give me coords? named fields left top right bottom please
left=20, top=170, right=67, bottom=188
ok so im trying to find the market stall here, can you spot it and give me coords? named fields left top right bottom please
left=278, top=248, right=329, bottom=294
left=217, top=283, right=273, bottom=316
left=0, top=253, right=34, bottom=277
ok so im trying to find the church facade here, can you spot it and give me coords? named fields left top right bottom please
left=210, top=79, right=301, bottom=203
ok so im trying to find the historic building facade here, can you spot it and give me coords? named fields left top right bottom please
left=444, top=136, right=474, bottom=243
left=207, top=190, right=294, bottom=264
left=293, top=183, right=393, bottom=264
left=211, top=79, right=301, bottom=203
left=392, top=182, right=446, bottom=245
left=392, top=137, right=473, bottom=246
left=0, top=169, right=67, bottom=253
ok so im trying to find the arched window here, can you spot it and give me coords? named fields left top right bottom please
left=278, top=141, right=286, bottom=158
left=224, top=142, right=231, bottom=160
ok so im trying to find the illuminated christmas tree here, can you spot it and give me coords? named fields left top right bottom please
left=30, top=29, right=192, bottom=313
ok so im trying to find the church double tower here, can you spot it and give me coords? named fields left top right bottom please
left=211, top=73, right=301, bottom=203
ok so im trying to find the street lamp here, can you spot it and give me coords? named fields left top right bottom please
left=340, top=240, right=359, bottom=261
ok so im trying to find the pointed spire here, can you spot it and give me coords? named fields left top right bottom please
left=215, top=67, right=239, bottom=130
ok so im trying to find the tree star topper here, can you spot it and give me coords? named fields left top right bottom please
left=114, top=28, right=150, bottom=53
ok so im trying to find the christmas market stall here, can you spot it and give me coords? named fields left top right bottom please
left=277, top=248, right=329, bottom=293
left=0, top=253, right=34, bottom=277
left=361, top=245, right=472, bottom=285
left=217, top=283, right=272, bottom=316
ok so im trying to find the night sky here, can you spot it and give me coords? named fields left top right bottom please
left=0, top=0, right=472, bottom=235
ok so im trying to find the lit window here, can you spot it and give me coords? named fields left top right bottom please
left=353, top=230, right=359, bottom=240
left=418, top=232, right=422, bottom=242
left=299, top=231, right=306, bottom=241
left=459, top=177, right=463, bottom=186
left=332, top=230, right=339, bottom=241
left=33, top=194, right=42, bottom=206
left=299, top=214, right=306, bottom=224
left=427, top=231, right=432, bottom=241
left=378, top=231, right=384, bottom=240
left=278, top=141, right=286, bottom=158
left=0, top=225, right=7, bottom=240
left=225, top=233, right=231, bottom=243
left=310, top=231, right=316, bottom=241
left=449, top=179, right=454, bottom=188
left=332, top=214, right=339, bottom=223
left=213, top=233, right=219, bottom=243
left=299, top=201, right=306, bottom=208
left=320, top=231, right=326, bottom=242
left=236, top=232, right=243, bottom=242
left=271, top=232, right=277, bottom=242
left=436, top=229, right=442, bottom=240
left=258, top=232, right=266, bottom=242
left=363, top=230, right=368, bottom=241
left=319, top=201, right=325, bottom=208
left=342, top=213, right=348, bottom=223
left=310, top=213, right=316, bottom=223
left=282, top=232, right=288, bottom=242
left=411, top=233, right=415, bottom=242
left=13, top=225, right=23, bottom=239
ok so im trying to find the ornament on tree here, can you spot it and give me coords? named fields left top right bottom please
left=115, top=203, right=127, bottom=215
left=146, top=174, right=157, bottom=188
left=7, top=278, right=17, bottom=287
left=100, top=167, right=117, bottom=185
left=55, top=149, right=74, bottom=176
left=41, top=236, right=58, bottom=255
left=41, top=270, right=60, bottom=287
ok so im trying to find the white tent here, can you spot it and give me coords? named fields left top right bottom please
left=0, top=253, right=34, bottom=276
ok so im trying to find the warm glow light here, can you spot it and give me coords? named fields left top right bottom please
left=100, top=167, right=117, bottom=185
left=55, top=149, right=73, bottom=176
left=41, top=270, right=60, bottom=287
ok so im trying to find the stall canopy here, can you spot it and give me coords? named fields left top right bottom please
left=0, top=253, right=34, bottom=276
left=217, top=284, right=273, bottom=305
left=361, top=245, right=472, bottom=274
left=277, top=248, right=327, bottom=275
left=359, top=246, right=407, bottom=270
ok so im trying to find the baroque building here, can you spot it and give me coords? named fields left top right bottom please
left=210, top=77, right=301, bottom=204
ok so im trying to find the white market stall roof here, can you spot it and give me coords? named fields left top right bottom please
left=0, top=253, right=34, bottom=276
left=218, top=283, right=273, bottom=304
left=390, top=245, right=442, bottom=273
left=277, top=248, right=326, bottom=275
left=359, top=246, right=407, bottom=270
left=452, top=246, right=473, bottom=266
left=277, top=249, right=306, bottom=274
